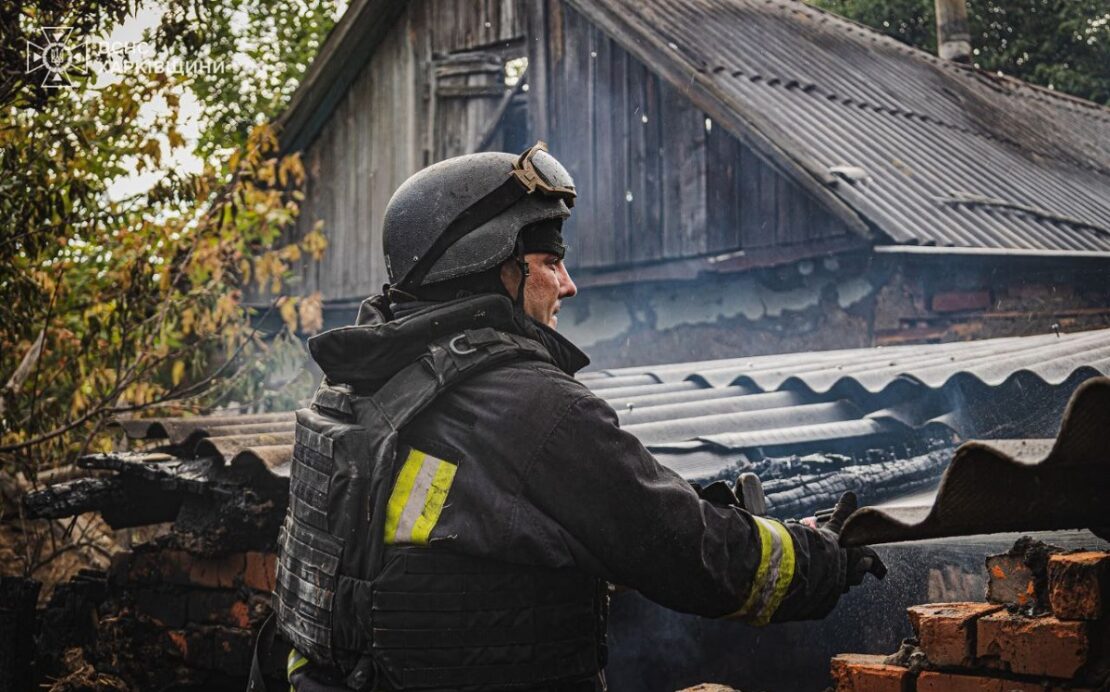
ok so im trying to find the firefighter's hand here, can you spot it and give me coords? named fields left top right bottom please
left=822, top=492, right=888, bottom=588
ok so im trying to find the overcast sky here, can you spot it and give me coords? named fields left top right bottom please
left=102, top=5, right=205, bottom=202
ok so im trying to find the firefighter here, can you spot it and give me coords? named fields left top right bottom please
left=270, top=143, right=886, bottom=692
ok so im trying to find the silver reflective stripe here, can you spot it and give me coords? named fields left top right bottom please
left=393, top=456, right=441, bottom=544
left=727, top=515, right=798, bottom=625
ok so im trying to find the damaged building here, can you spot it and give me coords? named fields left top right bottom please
left=12, top=331, right=1110, bottom=689
left=268, top=0, right=1110, bottom=366
left=6, top=0, right=1110, bottom=690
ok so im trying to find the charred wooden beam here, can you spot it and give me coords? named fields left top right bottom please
left=23, top=477, right=128, bottom=520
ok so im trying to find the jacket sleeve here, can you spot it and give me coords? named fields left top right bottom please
left=509, top=392, right=846, bottom=625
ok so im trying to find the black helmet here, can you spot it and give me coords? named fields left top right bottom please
left=383, top=142, right=576, bottom=292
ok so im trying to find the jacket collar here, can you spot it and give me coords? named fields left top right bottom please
left=309, top=294, right=589, bottom=389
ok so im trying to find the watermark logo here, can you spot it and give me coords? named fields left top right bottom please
left=26, top=27, right=79, bottom=88
left=25, top=25, right=226, bottom=89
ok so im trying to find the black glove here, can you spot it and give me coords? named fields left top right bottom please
left=691, top=480, right=741, bottom=507
left=822, top=491, right=887, bottom=588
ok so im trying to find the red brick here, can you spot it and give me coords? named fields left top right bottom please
left=125, top=550, right=191, bottom=585
left=931, top=290, right=991, bottom=313
left=188, top=554, right=246, bottom=589
left=907, top=602, right=1004, bottom=667
left=830, top=654, right=912, bottom=692
left=917, top=670, right=1088, bottom=692
left=1048, top=552, right=1110, bottom=621
left=243, top=552, right=277, bottom=592
left=986, top=554, right=1039, bottom=609
left=976, top=612, right=1090, bottom=679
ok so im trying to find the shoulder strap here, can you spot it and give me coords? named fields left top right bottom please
left=370, top=327, right=551, bottom=432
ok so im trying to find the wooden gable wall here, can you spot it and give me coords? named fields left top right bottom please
left=533, top=0, right=853, bottom=271
left=289, top=0, right=853, bottom=302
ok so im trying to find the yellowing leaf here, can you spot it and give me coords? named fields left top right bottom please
left=172, top=360, right=185, bottom=386
left=298, top=292, right=324, bottom=334
left=302, top=225, right=328, bottom=261
left=279, top=297, right=299, bottom=333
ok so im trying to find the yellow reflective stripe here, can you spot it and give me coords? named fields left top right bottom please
left=754, top=520, right=797, bottom=626
left=384, top=448, right=458, bottom=545
left=287, top=649, right=308, bottom=679
left=734, top=515, right=774, bottom=618
left=409, top=458, right=458, bottom=545
left=383, top=449, right=426, bottom=544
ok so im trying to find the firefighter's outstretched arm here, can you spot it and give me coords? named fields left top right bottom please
left=515, top=392, right=885, bottom=624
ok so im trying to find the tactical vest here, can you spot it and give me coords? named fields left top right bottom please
left=273, top=327, right=608, bottom=690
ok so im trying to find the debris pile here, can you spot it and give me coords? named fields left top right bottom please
left=830, top=538, right=1110, bottom=691
left=16, top=415, right=291, bottom=690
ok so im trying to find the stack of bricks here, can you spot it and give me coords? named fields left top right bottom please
left=39, top=548, right=281, bottom=690
left=830, top=541, right=1109, bottom=692
left=102, top=549, right=279, bottom=687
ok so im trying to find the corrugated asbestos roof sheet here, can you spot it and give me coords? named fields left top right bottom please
left=840, top=376, right=1110, bottom=546
left=567, top=0, right=1110, bottom=253
left=25, top=328, right=1110, bottom=530
left=582, top=327, right=1110, bottom=478
left=97, top=327, right=1110, bottom=485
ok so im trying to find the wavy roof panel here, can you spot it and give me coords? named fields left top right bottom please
left=567, top=0, right=1110, bottom=252
left=27, top=329, right=1109, bottom=533
left=96, top=328, right=1110, bottom=487
left=840, top=376, right=1110, bottom=546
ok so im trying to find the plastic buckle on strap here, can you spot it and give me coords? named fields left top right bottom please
left=448, top=327, right=503, bottom=356
left=447, top=334, right=477, bottom=356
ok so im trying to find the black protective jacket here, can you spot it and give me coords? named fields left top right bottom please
left=296, top=294, right=847, bottom=688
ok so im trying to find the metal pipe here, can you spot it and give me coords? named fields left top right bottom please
left=935, top=0, right=972, bottom=63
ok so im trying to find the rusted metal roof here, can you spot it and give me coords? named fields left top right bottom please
left=566, top=0, right=1110, bottom=254
left=840, top=375, right=1110, bottom=546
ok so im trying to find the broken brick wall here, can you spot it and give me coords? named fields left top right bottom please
left=32, top=550, right=283, bottom=691
left=831, top=541, right=1110, bottom=692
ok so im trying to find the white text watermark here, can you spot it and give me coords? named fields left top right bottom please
left=26, top=26, right=226, bottom=89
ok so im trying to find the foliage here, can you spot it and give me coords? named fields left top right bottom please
left=155, top=0, right=342, bottom=160
left=0, top=3, right=329, bottom=499
left=0, top=0, right=136, bottom=110
left=808, top=0, right=1110, bottom=105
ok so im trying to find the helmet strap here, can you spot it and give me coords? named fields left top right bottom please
left=513, top=237, right=529, bottom=311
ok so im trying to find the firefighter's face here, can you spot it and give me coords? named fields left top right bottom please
left=500, top=253, right=577, bottom=328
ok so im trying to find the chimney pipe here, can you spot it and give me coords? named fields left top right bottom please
left=935, top=0, right=972, bottom=63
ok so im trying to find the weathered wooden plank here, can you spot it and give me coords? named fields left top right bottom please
left=660, top=80, right=707, bottom=258
left=298, top=148, right=319, bottom=294
left=610, top=41, right=631, bottom=264
left=738, top=143, right=765, bottom=249
left=354, top=59, right=371, bottom=296
left=341, top=88, right=357, bottom=295
left=625, top=54, right=649, bottom=265
left=589, top=25, right=617, bottom=267
left=624, top=59, right=664, bottom=264
left=366, top=30, right=391, bottom=292
left=550, top=3, right=593, bottom=266
left=660, top=83, right=683, bottom=259
left=705, top=116, right=741, bottom=253
left=525, top=0, right=549, bottom=140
